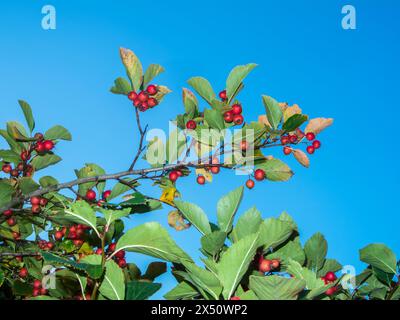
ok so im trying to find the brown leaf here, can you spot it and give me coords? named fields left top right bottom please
left=168, top=210, right=190, bottom=231
left=258, top=115, right=271, bottom=128
left=292, top=149, right=310, bottom=168
left=304, top=118, right=334, bottom=135
left=278, top=102, right=289, bottom=113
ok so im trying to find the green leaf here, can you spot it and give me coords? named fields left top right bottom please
left=204, top=109, right=225, bottom=130
left=282, top=114, right=308, bottom=132
left=143, top=262, right=167, bottom=281
left=174, top=200, right=211, bottom=235
left=256, top=158, right=293, bottom=182
left=110, top=77, right=132, bottom=95
left=31, top=154, right=62, bottom=171
left=187, top=77, right=216, bottom=105
left=115, top=222, right=192, bottom=263
left=120, top=48, right=143, bottom=92
left=182, top=261, right=222, bottom=299
left=0, top=269, right=4, bottom=287
left=45, top=125, right=72, bottom=141
left=109, top=178, right=138, bottom=200
left=239, top=290, right=259, bottom=300
left=164, top=281, right=198, bottom=300
left=0, top=180, right=14, bottom=208
left=359, top=244, right=397, bottom=274
left=231, top=207, right=262, bottom=243
left=143, top=64, right=165, bottom=87
left=126, top=281, right=162, bottom=300
left=317, top=259, right=343, bottom=278
left=217, top=233, right=259, bottom=299
left=201, top=231, right=227, bottom=256
left=217, top=186, right=244, bottom=233
left=304, top=233, right=328, bottom=272
left=0, top=129, right=22, bottom=152
left=7, top=121, right=31, bottom=141
left=258, top=218, right=294, bottom=251
left=100, top=208, right=130, bottom=227
left=286, top=259, right=325, bottom=290
left=226, top=63, right=257, bottom=101
left=42, top=252, right=103, bottom=279
left=65, top=200, right=99, bottom=237
left=18, top=100, right=35, bottom=133
left=266, top=239, right=305, bottom=266
left=0, top=149, right=20, bottom=164
left=249, top=275, right=306, bottom=300
left=39, top=176, right=59, bottom=187
left=101, top=259, right=126, bottom=300
left=262, top=95, right=282, bottom=130
left=18, top=177, right=40, bottom=195
left=182, top=88, right=199, bottom=118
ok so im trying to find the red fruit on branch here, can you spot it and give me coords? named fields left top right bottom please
left=146, top=84, right=158, bottom=95
left=289, top=134, right=298, bottom=144
left=46, top=242, right=54, bottom=250
left=210, top=166, right=220, bottom=174
left=108, top=243, right=116, bottom=252
left=138, top=91, right=149, bottom=102
left=34, top=133, right=44, bottom=141
left=133, top=99, right=141, bottom=107
left=271, top=259, right=280, bottom=269
left=2, top=164, right=12, bottom=173
left=11, top=169, right=19, bottom=177
left=197, top=176, right=206, bottom=185
left=230, top=296, right=241, bottom=300
left=30, top=196, right=41, bottom=205
left=31, top=204, right=41, bottom=214
left=306, top=132, right=316, bottom=141
left=102, top=190, right=112, bottom=200
left=223, top=110, right=234, bottom=123
left=40, top=288, right=48, bottom=296
left=147, top=97, right=158, bottom=108
left=118, top=258, right=127, bottom=268
left=280, top=136, right=290, bottom=145
left=17, top=163, right=25, bottom=171
left=219, top=90, right=227, bottom=100
left=35, top=142, right=45, bottom=153
left=259, top=259, right=272, bottom=273
left=312, top=140, right=321, bottom=149
left=324, top=271, right=337, bottom=282
left=95, top=248, right=103, bottom=255
left=246, top=179, right=255, bottom=189
left=7, top=217, right=16, bottom=226
left=306, top=146, right=315, bottom=154
left=128, top=91, right=138, bottom=101
left=32, top=289, right=40, bottom=297
left=43, top=140, right=55, bottom=151
left=19, top=268, right=28, bottom=278
left=254, top=169, right=265, bottom=181
left=39, top=198, right=48, bottom=206
left=231, top=104, right=242, bottom=115
left=55, top=231, right=63, bottom=241
left=240, top=140, right=249, bottom=151
left=12, top=232, right=20, bottom=240
left=283, top=146, right=292, bottom=155
left=325, top=286, right=337, bottom=296
left=33, top=279, right=42, bottom=289
left=20, top=150, right=31, bottom=161
left=3, top=210, right=13, bottom=217
left=233, top=114, right=244, bottom=125
left=169, top=171, right=179, bottom=182
left=186, top=120, right=197, bottom=130
left=86, top=190, right=97, bottom=201
left=73, top=240, right=83, bottom=247
left=115, top=250, right=126, bottom=259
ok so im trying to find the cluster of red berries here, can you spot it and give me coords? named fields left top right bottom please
left=259, top=257, right=280, bottom=273
left=281, top=131, right=321, bottom=155
left=37, top=239, right=54, bottom=251
left=128, top=84, right=158, bottom=112
left=218, top=90, right=245, bottom=126
left=29, top=196, right=48, bottom=214
left=321, top=271, right=338, bottom=296
left=58, top=224, right=90, bottom=247
left=245, top=168, right=265, bottom=190
left=84, top=189, right=111, bottom=207
left=95, top=243, right=127, bottom=268
left=33, top=133, right=54, bottom=154
left=32, top=279, right=48, bottom=297
left=168, top=170, right=183, bottom=183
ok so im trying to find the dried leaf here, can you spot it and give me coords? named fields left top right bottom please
left=292, top=149, right=310, bottom=168
left=168, top=210, right=190, bottom=231
left=258, top=115, right=271, bottom=128
left=304, top=118, right=334, bottom=135
left=160, top=187, right=178, bottom=206
left=278, top=102, right=289, bottom=113
left=283, top=104, right=302, bottom=122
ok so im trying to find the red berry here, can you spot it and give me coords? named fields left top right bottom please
left=39, top=198, right=48, bottom=207
left=233, top=114, right=244, bottom=126
left=230, top=296, right=241, bottom=300
left=115, top=250, right=125, bottom=259
left=133, top=99, right=141, bottom=107
left=12, top=232, right=20, bottom=240
left=259, top=259, right=272, bottom=273
left=306, top=146, right=315, bottom=154
left=55, top=231, right=63, bottom=241
left=33, top=279, right=42, bottom=289
left=271, top=259, right=280, bottom=269
left=86, top=190, right=96, bottom=201
left=283, top=146, right=292, bottom=155
left=289, top=134, right=298, bottom=144
left=176, top=170, right=183, bottom=177
left=169, top=171, right=179, bottom=182
left=20, top=150, right=31, bottom=161
left=240, top=141, right=249, bottom=151
left=3, top=210, right=12, bottom=217
left=210, top=166, right=220, bottom=174
left=11, top=169, right=19, bottom=177
left=147, top=97, right=158, bottom=108
left=325, top=271, right=337, bottom=282
left=306, top=132, right=316, bottom=141
left=138, top=91, right=149, bottom=102
left=32, top=288, right=40, bottom=297
left=34, top=133, right=44, bottom=141
left=108, top=243, right=116, bottom=252
left=35, top=142, right=45, bottom=153
left=73, top=239, right=83, bottom=247
left=17, top=163, right=24, bottom=171
left=128, top=91, right=138, bottom=101
left=43, top=140, right=54, bottom=151
left=246, top=179, right=255, bottom=189
left=102, top=190, right=112, bottom=200
left=312, top=140, right=321, bottom=149
left=254, top=169, right=265, bottom=181
left=223, top=111, right=234, bottom=123
left=325, top=286, right=337, bottom=296
left=7, top=217, right=16, bottom=226
left=219, top=90, right=227, bottom=100
left=40, top=288, right=48, bottom=295
left=31, top=204, right=41, bottom=214
left=46, top=242, right=54, bottom=250
left=280, top=136, right=290, bottom=145
left=2, top=164, right=12, bottom=173
left=95, top=248, right=103, bottom=255
left=19, top=268, right=28, bottom=278
left=30, top=196, right=41, bottom=205
left=118, top=258, right=127, bottom=268
left=146, top=84, right=158, bottom=95
left=197, top=175, right=206, bottom=185
left=141, top=101, right=149, bottom=110
left=186, top=120, right=197, bottom=130
left=231, top=104, right=242, bottom=115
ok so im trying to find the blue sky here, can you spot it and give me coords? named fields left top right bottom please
left=1, top=0, right=399, bottom=299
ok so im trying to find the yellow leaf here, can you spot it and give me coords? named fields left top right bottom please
left=292, top=149, right=310, bottom=168
left=258, top=115, right=271, bottom=128
left=304, top=118, right=334, bottom=135
left=278, top=102, right=289, bottom=113
left=160, top=187, right=178, bottom=206
left=283, top=104, right=302, bottom=122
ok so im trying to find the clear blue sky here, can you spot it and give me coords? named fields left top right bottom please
left=1, top=0, right=399, bottom=299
